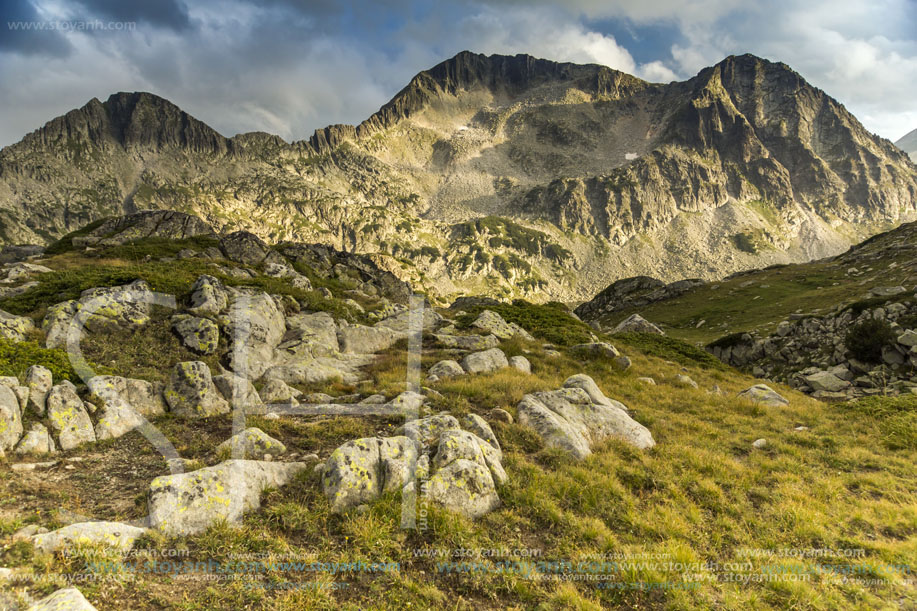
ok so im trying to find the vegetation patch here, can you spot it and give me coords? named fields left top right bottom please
left=454, top=300, right=593, bottom=346
left=845, top=319, right=897, bottom=364
left=613, top=332, right=726, bottom=370
left=0, top=338, right=101, bottom=382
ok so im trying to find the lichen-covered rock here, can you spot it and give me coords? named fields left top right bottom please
left=276, top=312, right=339, bottom=360
left=164, top=361, right=229, bottom=418
left=0, top=385, right=23, bottom=452
left=148, top=459, right=306, bottom=536
left=86, top=375, right=166, bottom=418
left=429, top=359, right=465, bottom=379
left=189, top=275, right=228, bottom=315
left=77, top=280, right=155, bottom=334
left=213, top=373, right=264, bottom=412
left=31, top=521, right=148, bottom=553
left=321, top=436, right=419, bottom=512
left=26, top=587, right=97, bottom=611
left=508, top=355, right=531, bottom=374
left=259, top=378, right=299, bottom=405
left=374, top=308, right=442, bottom=335
left=225, top=292, right=285, bottom=379
left=613, top=313, right=665, bottom=335
left=471, top=310, right=516, bottom=340
left=171, top=314, right=220, bottom=354
left=737, top=384, right=789, bottom=407
left=461, top=348, right=509, bottom=374
left=337, top=324, right=399, bottom=354
left=217, top=427, right=286, bottom=458
left=463, top=413, right=500, bottom=452
left=94, top=398, right=146, bottom=441
left=25, top=365, right=52, bottom=416
left=42, top=300, right=79, bottom=349
left=46, top=382, right=96, bottom=450
left=427, top=459, right=501, bottom=518
left=517, top=375, right=654, bottom=459
left=403, top=414, right=462, bottom=446
left=0, top=308, right=35, bottom=342
left=15, top=422, right=56, bottom=454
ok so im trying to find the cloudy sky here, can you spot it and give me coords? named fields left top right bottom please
left=1, top=0, right=915, bottom=148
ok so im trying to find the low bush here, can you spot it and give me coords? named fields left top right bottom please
left=845, top=318, right=897, bottom=363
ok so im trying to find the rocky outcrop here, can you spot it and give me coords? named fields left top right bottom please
left=164, top=361, right=230, bottom=418
left=575, top=277, right=705, bottom=321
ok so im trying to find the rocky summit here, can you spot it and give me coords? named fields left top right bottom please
left=1, top=52, right=916, bottom=303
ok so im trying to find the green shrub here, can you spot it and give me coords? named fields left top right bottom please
left=43, top=217, right=110, bottom=255
left=614, top=332, right=726, bottom=370
left=455, top=300, right=592, bottom=346
left=0, top=338, right=96, bottom=382
left=705, top=332, right=751, bottom=351
left=845, top=318, right=897, bottom=363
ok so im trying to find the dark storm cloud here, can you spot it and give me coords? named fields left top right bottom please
left=1, top=0, right=73, bottom=56
left=72, top=0, right=192, bottom=30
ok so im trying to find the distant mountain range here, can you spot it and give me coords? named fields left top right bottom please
left=897, top=128, right=917, bottom=162
left=1, top=51, right=915, bottom=302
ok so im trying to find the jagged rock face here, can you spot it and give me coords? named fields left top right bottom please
left=1, top=52, right=915, bottom=301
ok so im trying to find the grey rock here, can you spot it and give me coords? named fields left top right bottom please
left=429, top=359, right=465, bottom=379
left=613, top=313, right=664, bottom=335
left=27, top=587, right=97, bottom=611
left=46, top=382, right=95, bottom=450
left=15, top=422, right=56, bottom=454
left=218, top=427, right=286, bottom=458
left=86, top=375, right=167, bottom=418
left=337, top=324, right=399, bottom=355
left=508, top=355, right=532, bottom=374
left=213, top=373, right=264, bottom=412
left=225, top=292, right=286, bottom=379
left=32, top=521, right=148, bottom=553
left=804, top=371, right=850, bottom=392
left=0, top=385, right=23, bottom=452
left=189, top=275, right=228, bottom=315
left=149, top=460, right=306, bottom=535
left=433, top=333, right=500, bottom=350
left=0, top=308, right=35, bottom=342
left=571, top=342, right=620, bottom=358
left=164, top=361, right=230, bottom=418
left=461, top=348, right=509, bottom=374
left=171, top=315, right=220, bottom=354
left=674, top=374, right=698, bottom=388
left=737, top=384, right=789, bottom=407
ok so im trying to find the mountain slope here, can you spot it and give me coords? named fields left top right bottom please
left=897, top=127, right=917, bottom=162
left=1, top=52, right=916, bottom=302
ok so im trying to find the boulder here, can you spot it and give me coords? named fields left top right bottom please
left=563, top=373, right=626, bottom=410
left=276, top=312, right=339, bottom=360
left=94, top=398, right=147, bottom=441
left=403, top=414, right=461, bottom=446
left=737, top=384, right=789, bottom=407
left=516, top=375, right=654, bottom=459
left=148, top=459, right=306, bottom=536
left=171, top=315, right=220, bottom=354
left=461, top=348, right=509, bottom=374
left=613, top=355, right=632, bottom=371
left=322, top=436, right=417, bottom=512
left=0, top=308, right=35, bottom=342
left=25, top=365, right=53, bottom=416
left=636, top=377, right=656, bottom=385
left=86, top=375, right=167, bottom=418
left=897, top=329, right=917, bottom=348
left=471, top=310, right=533, bottom=341
left=674, top=374, right=698, bottom=388
left=189, top=275, right=228, bottom=315
left=0, top=385, right=23, bottom=452
left=31, top=521, right=148, bottom=553
left=225, top=293, right=285, bottom=379
left=26, top=587, right=97, bottom=611
left=433, top=333, right=500, bottom=350
left=463, top=413, right=500, bottom=452
left=337, top=324, right=399, bottom=354
left=804, top=371, right=851, bottom=393
left=41, top=300, right=79, bottom=349
left=259, top=378, right=299, bottom=405
left=164, top=362, right=230, bottom=418
left=429, top=360, right=465, bottom=379
left=374, top=308, right=442, bottom=335
left=427, top=459, right=501, bottom=518
left=220, top=231, right=270, bottom=266
left=46, top=382, right=96, bottom=450
left=217, top=428, right=286, bottom=458
left=76, top=280, right=154, bottom=334
left=508, top=355, right=531, bottom=374
left=15, top=422, right=56, bottom=454
left=212, top=374, right=264, bottom=412
left=613, top=314, right=664, bottom=335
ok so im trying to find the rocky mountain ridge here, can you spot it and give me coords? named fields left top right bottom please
left=1, top=51, right=916, bottom=303
left=897, top=127, right=917, bottom=162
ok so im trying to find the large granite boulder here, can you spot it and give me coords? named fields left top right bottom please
left=0, top=384, right=23, bottom=453
left=0, top=308, right=35, bottom=342
left=517, top=375, right=654, bottom=459
left=737, top=384, right=789, bottom=407
left=461, top=348, right=509, bottom=374
left=46, top=382, right=96, bottom=450
left=225, top=292, right=285, bottom=379
left=613, top=313, right=664, bottom=335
